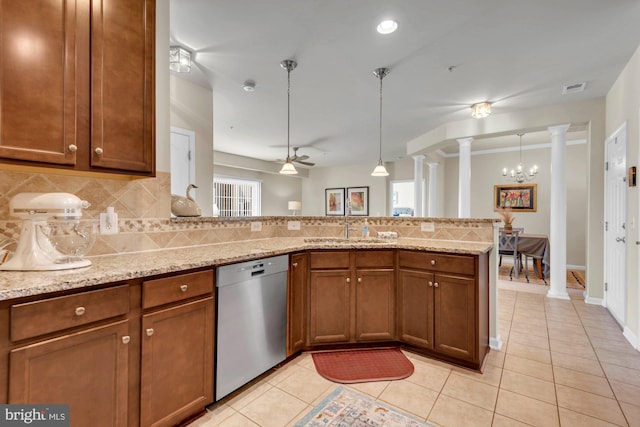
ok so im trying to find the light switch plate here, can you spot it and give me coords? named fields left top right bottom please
left=288, top=221, right=301, bottom=231
left=251, top=221, right=262, bottom=232
left=420, top=222, right=435, bottom=232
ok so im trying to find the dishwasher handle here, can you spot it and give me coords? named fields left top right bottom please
left=251, top=269, right=265, bottom=277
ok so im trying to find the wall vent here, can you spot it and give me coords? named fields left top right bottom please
left=562, top=82, right=586, bottom=94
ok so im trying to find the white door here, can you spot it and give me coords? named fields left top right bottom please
left=170, top=127, right=196, bottom=197
left=604, top=123, right=627, bottom=326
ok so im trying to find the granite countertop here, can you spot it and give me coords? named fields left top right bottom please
left=0, top=237, right=493, bottom=301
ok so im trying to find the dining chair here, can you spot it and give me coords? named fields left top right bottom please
left=521, top=252, right=547, bottom=284
left=498, top=227, right=523, bottom=267
left=498, top=229, right=521, bottom=279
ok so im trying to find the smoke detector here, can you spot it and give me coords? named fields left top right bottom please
left=562, top=82, right=586, bottom=95
left=242, top=80, right=256, bottom=92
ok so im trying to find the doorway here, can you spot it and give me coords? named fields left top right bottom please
left=604, top=122, right=627, bottom=326
left=390, top=180, right=415, bottom=216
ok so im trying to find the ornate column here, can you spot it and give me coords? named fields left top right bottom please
left=548, top=124, right=571, bottom=300
left=427, top=162, right=439, bottom=217
left=412, top=155, right=425, bottom=217
left=457, top=137, right=473, bottom=218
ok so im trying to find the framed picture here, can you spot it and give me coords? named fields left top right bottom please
left=325, top=188, right=345, bottom=216
left=347, top=186, right=369, bottom=216
left=494, top=184, right=537, bottom=212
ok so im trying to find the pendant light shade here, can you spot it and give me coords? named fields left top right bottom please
left=371, top=67, right=389, bottom=177
left=279, top=59, right=298, bottom=175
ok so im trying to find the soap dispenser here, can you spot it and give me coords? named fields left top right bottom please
left=362, top=219, right=369, bottom=238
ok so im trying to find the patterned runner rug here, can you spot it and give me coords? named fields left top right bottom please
left=295, top=386, right=435, bottom=427
left=312, top=348, right=414, bottom=384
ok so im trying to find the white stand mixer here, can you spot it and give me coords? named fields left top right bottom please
left=0, top=193, right=93, bottom=271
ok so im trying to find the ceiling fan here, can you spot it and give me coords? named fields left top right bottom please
left=277, top=147, right=315, bottom=166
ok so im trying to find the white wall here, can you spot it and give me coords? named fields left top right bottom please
left=303, top=164, right=389, bottom=216
left=606, top=43, right=640, bottom=342
left=169, top=75, right=214, bottom=216
left=442, top=143, right=587, bottom=266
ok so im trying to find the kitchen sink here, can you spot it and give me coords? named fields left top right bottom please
left=304, top=237, right=390, bottom=244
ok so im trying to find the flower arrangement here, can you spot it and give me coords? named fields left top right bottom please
left=496, top=207, right=515, bottom=230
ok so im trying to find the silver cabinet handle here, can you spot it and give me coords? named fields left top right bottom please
left=292, top=262, right=298, bottom=268
left=94, top=147, right=103, bottom=155
left=68, top=144, right=78, bottom=152
left=146, top=328, right=154, bottom=337
left=434, top=282, right=439, bottom=288
left=122, top=336, right=131, bottom=344
left=180, top=284, right=188, bottom=292
left=616, top=237, right=626, bottom=243
left=75, top=306, right=86, bottom=316
left=428, top=281, right=433, bottom=287
left=430, top=260, right=436, bottom=266
left=346, top=277, right=350, bottom=283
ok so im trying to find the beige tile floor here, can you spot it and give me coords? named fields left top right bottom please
left=192, top=279, right=640, bottom=427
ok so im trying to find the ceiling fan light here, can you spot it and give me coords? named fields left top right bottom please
left=279, top=159, right=298, bottom=175
left=371, top=161, right=389, bottom=177
left=470, top=102, right=491, bottom=118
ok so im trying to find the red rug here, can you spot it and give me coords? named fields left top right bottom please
left=311, top=348, right=414, bottom=384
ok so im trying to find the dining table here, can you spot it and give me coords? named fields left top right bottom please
left=516, top=233, right=550, bottom=279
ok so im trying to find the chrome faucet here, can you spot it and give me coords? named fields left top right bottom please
left=344, top=198, right=357, bottom=239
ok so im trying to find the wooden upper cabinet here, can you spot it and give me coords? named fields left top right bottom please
left=0, top=0, right=83, bottom=165
left=91, top=0, right=155, bottom=174
left=0, top=0, right=155, bottom=176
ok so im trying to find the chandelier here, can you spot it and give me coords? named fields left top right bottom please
left=502, top=133, right=538, bottom=183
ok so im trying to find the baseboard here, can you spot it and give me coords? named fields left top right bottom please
left=623, top=327, right=639, bottom=350
left=585, top=296, right=605, bottom=306
left=490, top=335, right=503, bottom=351
left=566, top=264, right=585, bottom=271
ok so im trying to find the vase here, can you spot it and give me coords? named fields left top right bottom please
left=504, top=223, right=513, bottom=231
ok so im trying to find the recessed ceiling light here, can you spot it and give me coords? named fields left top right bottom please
left=377, top=20, right=398, bottom=35
left=243, top=80, right=256, bottom=92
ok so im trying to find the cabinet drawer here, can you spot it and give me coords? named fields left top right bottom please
left=355, top=250, right=394, bottom=268
left=11, top=285, right=129, bottom=341
left=142, top=270, right=214, bottom=309
left=398, top=251, right=475, bottom=276
left=310, top=251, right=350, bottom=269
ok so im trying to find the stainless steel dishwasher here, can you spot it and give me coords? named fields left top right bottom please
left=215, top=254, right=288, bottom=401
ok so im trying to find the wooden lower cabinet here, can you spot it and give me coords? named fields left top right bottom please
left=434, top=274, right=476, bottom=361
left=309, top=269, right=351, bottom=344
left=397, top=269, right=434, bottom=349
left=287, top=253, right=307, bottom=355
left=9, top=320, right=130, bottom=427
left=355, top=269, right=395, bottom=341
left=140, top=297, right=214, bottom=427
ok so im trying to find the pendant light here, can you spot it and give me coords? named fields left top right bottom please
left=371, top=67, right=390, bottom=176
left=279, top=59, right=298, bottom=175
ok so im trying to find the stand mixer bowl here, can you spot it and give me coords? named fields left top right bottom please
left=38, top=221, right=97, bottom=263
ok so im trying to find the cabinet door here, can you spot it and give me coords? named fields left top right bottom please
left=309, top=270, right=350, bottom=344
left=0, top=0, right=83, bottom=165
left=434, top=274, right=476, bottom=362
left=287, top=253, right=307, bottom=355
left=141, top=297, right=214, bottom=427
left=9, top=320, right=129, bottom=427
left=91, top=0, right=155, bottom=174
left=397, top=269, right=434, bottom=349
left=355, top=269, right=395, bottom=341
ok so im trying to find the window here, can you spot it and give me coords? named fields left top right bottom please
left=214, top=176, right=261, bottom=217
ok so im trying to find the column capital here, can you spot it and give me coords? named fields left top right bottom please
left=457, top=137, right=473, bottom=147
left=548, top=124, right=570, bottom=136
left=426, top=161, right=439, bottom=168
left=412, top=154, right=426, bottom=162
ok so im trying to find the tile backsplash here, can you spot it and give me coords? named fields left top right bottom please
left=0, top=169, right=496, bottom=257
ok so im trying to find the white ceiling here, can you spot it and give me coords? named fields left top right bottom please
left=170, top=0, right=640, bottom=168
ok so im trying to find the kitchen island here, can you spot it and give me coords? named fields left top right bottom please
left=0, top=236, right=492, bottom=427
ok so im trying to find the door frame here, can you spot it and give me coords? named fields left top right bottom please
left=603, top=121, right=627, bottom=326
